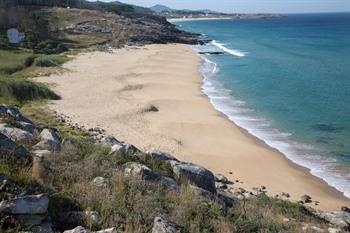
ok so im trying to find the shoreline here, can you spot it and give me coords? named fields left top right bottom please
left=37, top=44, right=350, bottom=211
left=168, top=17, right=234, bottom=23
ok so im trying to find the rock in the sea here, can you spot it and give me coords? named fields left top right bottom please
left=149, top=149, right=179, bottom=161
left=34, top=128, right=61, bottom=151
left=0, top=123, right=33, bottom=142
left=0, top=132, right=28, bottom=158
left=152, top=216, right=182, bottom=233
left=0, top=194, right=48, bottom=215
left=171, top=162, right=216, bottom=193
left=123, top=162, right=159, bottom=181
left=92, top=177, right=108, bottom=188
left=314, top=210, right=350, bottom=230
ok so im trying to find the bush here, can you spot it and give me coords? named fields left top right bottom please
left=35, top=40, right=68, bottom=55
left=0, top=50, right=35, bottom=74
left=0, top=77, right=60, bottom=103
left=34, top=55, right=68, bottom=67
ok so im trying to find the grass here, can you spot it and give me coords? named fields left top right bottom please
left=0, top=50, right=35, bottom=75
left=34, top=55, right=69, bottom=67
left=0, top=77, right=60, bottom=104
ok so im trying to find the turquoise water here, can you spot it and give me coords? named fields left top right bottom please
left=175, top=13, right=350, bottom=197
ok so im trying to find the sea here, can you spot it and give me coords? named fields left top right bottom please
left=174, top=13, right=350, bottom=197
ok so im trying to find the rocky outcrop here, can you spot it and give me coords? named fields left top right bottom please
left=148, top=149, right=179, bottom=161
left=0, top=132, right=28, bottom=158
left=152, top=216, right=182, bottom=233
left=0, top=194, right=48, bottom=215
left=314, top=210, right=350, bottom=230
left=63, top=226, right=117, bottom=233
left=123, top=162, right=159, bottom=181
left=34, top=128, right=61, bottom=151
left=0, top=123, right=33, bottom=142
left=110, top=142, right=141, bottom=157
left=171, top=161, right=216, bottom=193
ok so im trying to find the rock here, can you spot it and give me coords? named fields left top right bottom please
left=31, top=219, right=55, bottom=233
left=61, top=211, right=101, bottom=226
left=301, top=194, right=312, bottom=203
left=214, top=174, right=230, bottom=184
left=64, top=226, right=90, bottom=233
left=217, top=193, right=239, bottom=208
left=5, top=105, right=34, bottom=125
left=98, top=135, right=120, bottom=147
left=148, top=149, right=179, bottom=161
left=281, top=192, right=290, bottom=198
left=32, top=150, right=52, bottom=159
left=94, top=228, right=117, bottom=233
left=110, top=143, right=141, bottom=156
left=0, top=194, right=48, bottom=215
left=0, top=132, right=28, bottom=158
left=34, top=128, right=60, bottom=151
left=92, top=177, right=108, bottom=188
left=215, top=182, right=228, bottom=190
left=123, top=162, right=159, bottom=181
left=152, top=216, right=182, bottom=233
left=16, top=214, right=47, bottom=227
left=302, top=223, right=324, bottom=232
left=198, top=51, right=225, bottom=55
left=16, top=121, right=38, bottom=133
left=0, top=123, right=33, bottom=142
left=159, top=176, right=179, bottom=190
left=314, top=210, right=350, bottom=230
left=328, top=228, right=342, bottom=233
left=341, top=206, right=350, bottom=213
left=171, top=162, right=216, bottom=193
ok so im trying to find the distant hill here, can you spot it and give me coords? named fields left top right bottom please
left=150, top=4, right=173, bottom=13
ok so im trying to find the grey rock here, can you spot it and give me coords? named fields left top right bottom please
left=16, top=214, right=46, bottom=227
left=341, top=206, right=350, bottom=213
left=124, top=143, right=141, bottom=154
left=123, top=162, right=159, bottom=181
left=98, top=135, right=120, bottom=147
left=0, top=194, right=48, bottom=215
left=148, top=149, right=179, bottom=161
left=34, top=128, right=60, bottom=151
left=159, top=176, right=179, bottom=190
left=94, top=228, right=117, bottom=233
left=31, top=220, right=55, bottom=233
left=152, top=216, right=182, bottom=233
left=0, top=132, right=28, bottom=158
left=314, top=210, right=350, bottom=230
left=5, top=105, right=34, bottom=125
left=92, top=177, right=108, bottom=188
left=301, top=223, right=324, bottom=232
left=217, top=193, right=239, bottom=208
left=17, top=121, right=38, bottom=133
left=214, top=174, right=229, bottom=184
left=171, top=162, right=216, bottom=193
left=0, top=123, right=33, bottom=141
left=328, top=228, right=342, bottom=233
left=215, top=182, right=228, bottom=190
left=64, top=226, right=90, bottom=233
left=32, top=150, right=52, bottom=159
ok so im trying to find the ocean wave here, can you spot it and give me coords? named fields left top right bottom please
left=197, top=51, right=350, bottom=198
left=212, top=40, right=247, bottom=57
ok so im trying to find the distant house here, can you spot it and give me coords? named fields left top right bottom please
left=7, top=28, right=25, bottom=44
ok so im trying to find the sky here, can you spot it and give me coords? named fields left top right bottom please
left=96, top=0, right=350, bottom=14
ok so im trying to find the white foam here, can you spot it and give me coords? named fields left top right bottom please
left=196, top=49, right=350, bottom=198
left=212, top=40, right=247, bottom=57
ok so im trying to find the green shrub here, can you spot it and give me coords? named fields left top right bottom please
left=0, top=77, right=60, bottom=103
left=34, top=55, right=68, bottom=67
left=0, top=50, right=35, bottom=74
left=35, top=40, right=68, bottom=55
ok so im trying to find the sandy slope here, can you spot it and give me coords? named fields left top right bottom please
left=38, top=44, right=350, bottom=211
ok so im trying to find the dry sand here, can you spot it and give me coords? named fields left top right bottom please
left=38, top=44, right=350, bottom=211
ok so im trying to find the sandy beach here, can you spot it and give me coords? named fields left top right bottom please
left=38, top=44, right=350, bottom=211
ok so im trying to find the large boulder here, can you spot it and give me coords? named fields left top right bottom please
left=0, top=123, right=33, bottom=142
left=3, top=105, right=34, bottom=125
left=159, top=176, right=179, bottom=190
left=123, top=162, right=159, bottom=181
left=97, top=135, right=120, bottom=147
left=148, top=149, right=179, bottom=161
left=64, top=226, right=90, bottom=233
left=171, top=162, right=216, bottom=193
left=110, top=143, right=141, bottom=156
left=0, top=132, right=28, bottom=158
left=34, top=128, right=61, bottom=151
left=314, top=210, right=350, bottom=230
left=0, top=194, right=48, bottom=215
left=152, top=216, right=182, bottom=233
